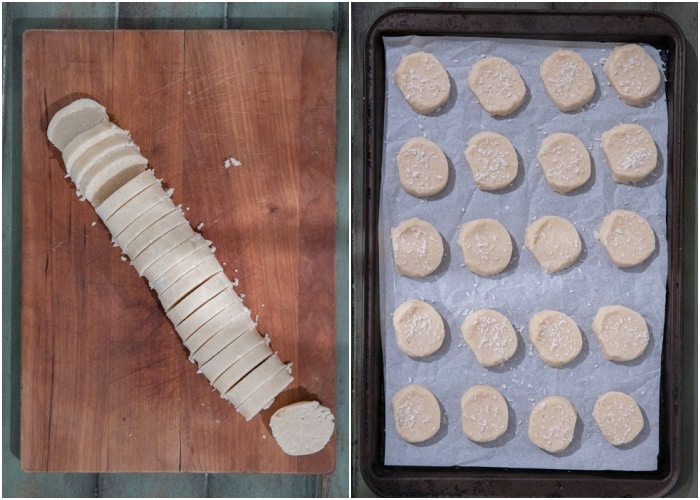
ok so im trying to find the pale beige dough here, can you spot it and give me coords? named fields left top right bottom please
left=529, top=310, right=583, bottom=367
left=528, top=395, right=577, bottom=453
left=390, top=217, right=443, bottom=277
left=391, top=384, right=441, bottom=443
left=537, top=132, right=591, bottom=193
left=604, top=44, right=661, bottom=105
left=457, top=218, right=512, bottom=276
left=592, top=305, right=649, bottom=362
left=396, top=137, right=449, bottom=197
left=461, top=385, right=509, bottom=443
left=592, top=391, right=644, bottom=446
left=601, top=123, right=657, bottom=184
left=468, top=56, right=526, bottom=116
left=596, top=209, right=655, bottom=268
left=461, top=309, right=518, bottom=368
left=464, top=132, right=519, bottom=191
left=269, top=401, right=335, bottom=456
left=393, top=52, right=451, bottom=114
left=525, top=216, right=582, bottom=273
left=392, top=299, right=445, bottom=358
left=540, top=49, right=596, bottom=111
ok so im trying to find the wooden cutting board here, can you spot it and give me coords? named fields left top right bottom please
left=21, top=30, right=337, bottom=473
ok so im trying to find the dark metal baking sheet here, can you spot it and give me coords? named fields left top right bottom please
left=360, top=8, right=685, bottom=497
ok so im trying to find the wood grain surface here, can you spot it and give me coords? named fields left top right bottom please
left=21, top=29, right=337, bottom=473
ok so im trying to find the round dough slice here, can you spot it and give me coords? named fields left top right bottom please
left=390, top=217, right=443, bottom=277
left=392, top=299, right=445, bottom=358
left=393, top=52, right=451, bottom=115
left=592, top=305, right=649, bottom=362
left=528, top=395, right=577, bottom=453
left=592, top=391, right=644, bottom=446
left=464, top=132, right=519, bottom=191
left=537, top=132, right=591, bottom=193
left=540, top=49, right=596, bottom=111
left=604, top=44, right=661, bottom=106
left=528, top=310, right=583, bottom=367
left=461, top=309, right=518, bottom=367
left=601, top=123, right=657, bottom=184
left=596, top=209, right=655, bottom=268
left=468, top=56, right=526, bottom=116
left=461, top=385, right=509, bottom=443
left=269, top=401, right=335, bottom=456
left=396, top=137, right=449, bottom=197
left=391, top=384, right=441, bottom=444
left=457, top=218, right=512, bottom=276
left=525, top=216, right=582, bottom=273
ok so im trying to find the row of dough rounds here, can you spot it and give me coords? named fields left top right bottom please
left=46, top=98, right=334, bottom=456
left=393, top=44, right=660, bottom=116
left=397, top=123, right=658, bottom=198
left=391, top=384, right=645, bottom=453
left=391, top=211, right=655, bottom=278
left=393, top=300, right=649, bottom=366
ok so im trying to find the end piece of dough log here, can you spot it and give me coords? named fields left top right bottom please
left=391, top=384, right=441, bottom=444
left=604, top=44, right=660, bottom=106
left=270, top=401, right=335, bottom=456
left=47, top=98, right=108, bottom=152
left=393, top=52, right=451, bottom=115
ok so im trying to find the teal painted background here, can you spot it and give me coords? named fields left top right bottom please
left=2, top=2, right=349, bottom=497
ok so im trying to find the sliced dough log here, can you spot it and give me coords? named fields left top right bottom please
left=122, top=210, right=189, bottom=262
left=183, top=300, right=253, bottom=363
left=95, top=169, right=161, bottom=222
left=80, top=146, right=148, bottom=207
left=63, top=122, right=131, bottom=184
left=132, top=224, right=198, bottom=279
left=47, top=98, right=108, bottom=152
left=208, top=337, right=272, bottom=393
left=146, top=234, right=213, bottom=289
left=236, top=365, right=294, bottom=421
left=157, top=252, right=224, bottom=312
left=269, top=401, right=335, bottom=456
left=225, top=353, right=288, bottom=408
left=103, top=181, right=171, bottom=236
left=112, top=197, right=179, bottom=250
left=165, top=271, right=231, bottom=327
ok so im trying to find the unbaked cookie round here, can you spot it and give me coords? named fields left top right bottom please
left=393, top=52, right=451, bottom=115
left=457, top=218, right=512, bottom=276
left=392, top=299, right=445, bottom=358
left=391, top=384, right=441, bottom=443
left=528, top=395, right=578, bottom=453
left=596, top=209, right=655, bottom=268
left=540, top=49, right=596, bottom=111
left=396, top=137, right=449, bottom=197
left=604, top=44, right=661, bottom=106
left=528, top=310, right=583, bottom=367
left=464, top=132, right=519, bottom=191
left=390, top=217, right=444, bottom=277
left=468, top=56, right=526, bottom=116
left=525, top=216, right=582, bottom=273
left=461, top=309, right=518, bottom=368
left=601, top=123, right=657, bottom=184
left=537, top=132, right=591, bottom=193
left=461, top=385, right=509, bottom=443
left=592, top=391, right=644, bottom=446
left=592, top=305, right=649, bottom=362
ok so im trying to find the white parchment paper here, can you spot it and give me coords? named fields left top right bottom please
left=379, top=36, right=668, bottom=471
